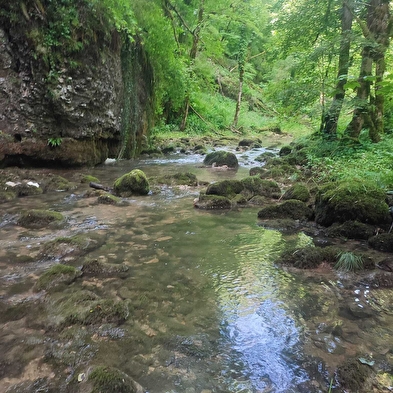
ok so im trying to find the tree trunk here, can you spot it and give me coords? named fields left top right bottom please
left=233, top=68, right=244, bottom=128
left=180, top=0, right=204, bottom=131
left=321, top=0, right=353, bottom=137
left=345, top=0, right=391, bottom=141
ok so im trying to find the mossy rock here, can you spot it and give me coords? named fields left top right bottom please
left=15, top=181, right=43, bottom=197
left=0, top=190, right=17, bottom=203
left=257, top=219, right=302, bottom=234
left=206, top=180, right=244, bottom=198
left=336, top=358, right=373, bottom=392
left=255, top=152, right=276, bottom=162
left=279, top=245, right=338, bottom=269
left=282, top=184, right=310, bottom=202
left=368, top=233, right=393, bottom=252
left=203, top=151, right=238, bottom=168
left=82, top=259, right=129, bottom=276
left=18, top=209, right=65, bottom=229
left=194, top=194, right=232, bottom=209
left=240, top=176, right=281, bottom=199
left=155, top=172, right=198, bottom=186
left=113, top=169, right=150, bottom=197
left=43, top=175, right=74, bottom=192
left=315, top=180, right=390, bottom=227
left=89, top=366, right=143, bottom=393
left=257, top=200, right=313, bottom=221
left=327, top=221, right=376, bottom=240
left=248, top=195, right=267, bottom=206
left=279, top=145, right=292, bottom=156
left=34, top=264, right=80, bottom=292
left=249, top=167, right=268, bottom=176
left=49, top=290, right=130, bottom=327
left=97, top=193, right=122, bottom=205
left=80, top=174, right=100, bottom=184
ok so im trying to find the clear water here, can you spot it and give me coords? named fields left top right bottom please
left=1, top=150, right=393, bottom=393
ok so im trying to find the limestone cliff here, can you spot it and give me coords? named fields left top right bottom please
left=0, top=2, right=153, bottom=167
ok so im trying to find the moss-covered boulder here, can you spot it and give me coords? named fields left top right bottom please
left=18, top=209, right=65, bottom=229
left=34, top=264, right=80, bottom=292
left=249, top=167, right=268, bottom=177
left=240, top=176, right=281, bottom=199
left=6, top=180, right=43, bottom=197
left=326, top=221, right=376, bottom=240
left=80, top=174, right=100, bottom=184
left=255, top=151, right=276, bottom=162
left=43, top=175, right=74, bottom=192
left=113, top=169, right=150, bottom=197
left=279, top=245, right=338, bottom=269
left=279, top=145, right=292, bottom=156
left=194, top=194, right=232, bottom=209
left=258, top=200, right=313, bottom=221
left=368, top=233, right=393, bottom=252
left=89, top=366, right=144, bottom=393
left=282, top=184, right=310, bottom=202
left=206, top=180, right=244, bottom=198
left=203, top=151, right=238, bottom=168
left=315, top=180, right=390, bottom=227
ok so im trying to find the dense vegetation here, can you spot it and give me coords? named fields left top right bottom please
left=2, top=0, right=393, bottom=185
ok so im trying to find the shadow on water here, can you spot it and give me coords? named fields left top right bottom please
left=1, top=148, right=393, bottom=392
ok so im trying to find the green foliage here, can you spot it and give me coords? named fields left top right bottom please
left=47, top=137, right=62, bottom=147
left=334, top=252, right=364, bottom=272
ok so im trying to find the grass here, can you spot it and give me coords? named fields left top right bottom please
left=334, top=251, right=364, bottom=272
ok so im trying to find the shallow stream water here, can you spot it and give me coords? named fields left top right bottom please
left=1, top=148, right=393, bottom=393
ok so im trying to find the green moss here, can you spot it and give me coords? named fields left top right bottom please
left=97, top=193, right=122, bottom=205
left=255, top=152, right=276, bottom=162
left=0, top=190, right=17, bottom=203
left=279, top=245, right=338, bottom=269
left=315, top=180, right=390, bottom=226
left=80, top=174, right=100, bottom=184
left=258, top=200, right=313, bottom=221
left=113, top=169, right=150, bottom=197
left=42, top=234, right=97, bottom=258
left=282, top=184, right=310, bottom=202
left=368, top=233, right=393, bottom=252
left=18, top=209, right=65, bottom=229
left=326, top=221, right=375, bottom=240
left=203, top=151, right=239, bottom=168
left=240, top=176, right=281, bottom=199
left=194, top=194, right=232, bottom=209
left=206, top=180, right=244, bottom=198
left=89, top=366, right=141, bottom=393
left=43, top=175, right=73, bottom=192
left=35, top=264, right=79, bottom=292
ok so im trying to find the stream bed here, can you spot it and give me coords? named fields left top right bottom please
left=1, top=148, right=393, bottom=393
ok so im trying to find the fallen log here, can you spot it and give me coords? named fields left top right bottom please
left=89, top=182, right=111, bottom=192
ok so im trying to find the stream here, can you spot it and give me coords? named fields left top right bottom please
left=1, top=147, right=393, bottom=393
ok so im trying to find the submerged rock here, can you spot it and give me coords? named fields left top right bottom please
left=336, top=358, right=373, bottom=392
left=82, top=259, right=129, bottom=276
left=113, top=169, right=150, bottom=197
left=18, top=209, right=65, bottom=229
left=194, top=194, right=232, bottom=209
left=43, top=175, right=74, bottom=192
left=88, top=366, right=143, bottom=393
left=34, top=264, right=81, bottom=292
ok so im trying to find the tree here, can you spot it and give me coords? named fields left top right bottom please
left=345, top=0, right=392, bottom=142
left=320, top=0, right=354, bottom=137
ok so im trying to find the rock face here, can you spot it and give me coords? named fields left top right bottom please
left=0, top=6, right=153, bottom=167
